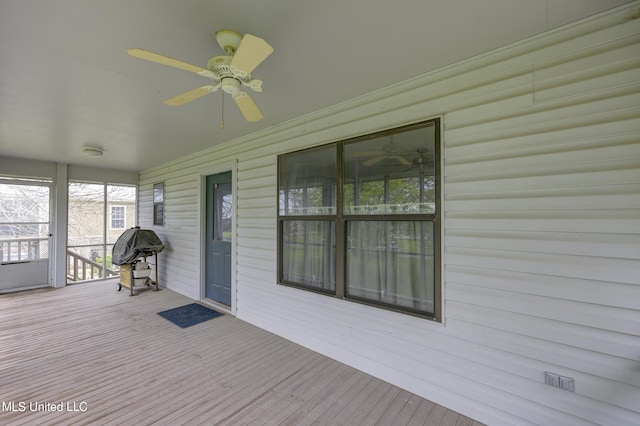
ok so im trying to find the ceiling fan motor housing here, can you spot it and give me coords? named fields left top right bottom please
left=207, top=55, right=255, bottom=89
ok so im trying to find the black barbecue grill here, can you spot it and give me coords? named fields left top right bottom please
left=112, top=227, right=164, bottom=296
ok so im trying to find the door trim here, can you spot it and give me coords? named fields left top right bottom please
left=198, top=160, right=237, bottom=316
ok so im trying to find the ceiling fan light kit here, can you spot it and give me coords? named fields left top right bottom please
left=127, top=28, right=273, bottom=122
left=221, top=77, right=241, bottom=95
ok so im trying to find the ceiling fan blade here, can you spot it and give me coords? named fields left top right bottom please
left=363, top=156, right=386, bottom=167
left=164, top=85, right=218, bottom=106
left=394, top=156, right=412, bottom=166
left=127, top=48, right=212, bottom=76
left=230, top=34, right=274, bottom=74
left=233, top=91, right=263, bottom=122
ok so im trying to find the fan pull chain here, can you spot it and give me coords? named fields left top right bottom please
left=221, top=94, right=225, bottom=129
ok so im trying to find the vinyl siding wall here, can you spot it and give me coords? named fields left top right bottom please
left=139, top=5, right=640, bottom=425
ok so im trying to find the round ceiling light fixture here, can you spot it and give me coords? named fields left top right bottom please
left=83, top=147, right=103, bottom=157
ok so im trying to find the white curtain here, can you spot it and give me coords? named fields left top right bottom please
left=282, top=220, right=335, bottom=291
left=346, top=221, right=433, bottom=312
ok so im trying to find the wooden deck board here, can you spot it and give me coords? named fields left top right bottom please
left=342, top=380, right=393, bottom=424
left=376, top=391, right=422, bottom=425
left=0, top=280, right=484, bottom=425
left=407, top=398, right=436, bottom=426
left=327, top=376, right=387, bottom=424
left=424, top=404, right=449, bottom=425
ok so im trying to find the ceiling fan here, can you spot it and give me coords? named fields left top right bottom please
left=352, top=137, right=412, bottom=167
left=403, top=148, right=434, bottom=172
left=127, top=29, right=273, bottom=122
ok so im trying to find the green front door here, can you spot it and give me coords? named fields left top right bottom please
left=205, top=172, right=232, bottom=305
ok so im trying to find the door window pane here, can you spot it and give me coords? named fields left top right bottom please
left=281, top=220, right=335, bottom=292
left=346, top=221, right=434, bottom=314
left=214, top=182, right=232, bottom=242
left=0, top=182, right=50, bottom=262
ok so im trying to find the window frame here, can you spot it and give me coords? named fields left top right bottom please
left=277, top=119, right=441, bottom=320
left=278, top=144, right=338, bottom=294
left=153, top=182, right=164, bottom=226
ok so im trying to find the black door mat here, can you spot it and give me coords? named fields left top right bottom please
left=157, top=303, right=223, bottom=328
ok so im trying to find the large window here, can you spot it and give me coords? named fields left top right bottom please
left=278, top=119, right=440, bottom=319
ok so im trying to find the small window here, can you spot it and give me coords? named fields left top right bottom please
left=278, top=119, right=441, bottom=320
left=153, top=183, right=164, bottom=226
left=109, top=205, right=126, bottom=230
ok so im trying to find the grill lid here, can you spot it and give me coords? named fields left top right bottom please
left=112, top=227, right=164, bottom=265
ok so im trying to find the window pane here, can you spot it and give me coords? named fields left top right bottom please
left=153, top=182, right=164, bottom=226
left=281, top=220, right=335, bottom=292
left=68, top=183, right=104, bottom=247
left=107, top=185, right=136, bottom=242
left=344, top=124, right=436, bottom=215
left=68, top=183, right=105, bottom=281
left=154, top=204, right=164, bottom=226
left=346, top=221, right=434, bottom=314
left=279, top=146, right=337, bottom=215
left=153, top=183, right=164, bottom=203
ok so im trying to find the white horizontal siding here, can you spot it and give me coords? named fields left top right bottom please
left=139, top=4, right=640, bottom=425
left=438, top=5, right=640, bottom=424
left=235, top=155, right=279, bottom=315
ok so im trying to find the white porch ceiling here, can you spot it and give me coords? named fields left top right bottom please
left=0, top=0, right=632, bottom=172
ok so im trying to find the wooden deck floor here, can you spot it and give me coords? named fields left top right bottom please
left=0, top=280, right=484, bottom=426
